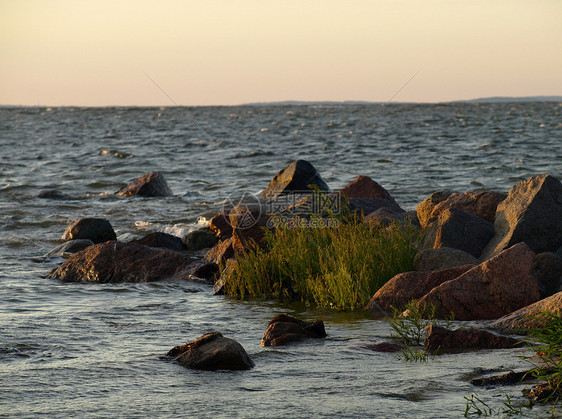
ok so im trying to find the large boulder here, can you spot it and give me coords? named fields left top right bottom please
left=417, top=191, right=453, bottom=228
left=533, top=252, right=562, bottom=298
left=481, top=174, right=562, bottom=260
left=493, top=291, right=562, bottom=333
left=339, top=175, right=399, bottom=207
left=417, top=243, right=541, bottom=320
left=61, top=217, right=116, bottom=244
left=424, top=324, right=521, bottom=354
left=366, top=265, right=474, bottom=312
left=230, top=206, right=271, bottom=255
left=132, top=232, right=185, bottom=251
left=47, top=241, right=195, bottom=283
left=420, top=208, right=495, bottom=258
left=429, top=190, right=507, bottom=224
left=413, top=247, right=479, bottom=272
left=209, top=211, right=233, bottom=238
left=116, top=172, right=173, bottom=197
left=183, top=229, right=219, bottom=251
left=261, top=160, right=329, bottom=200
left=167, top=332, right=253, bottom=371
left=260, top=314, right=327, bottom=346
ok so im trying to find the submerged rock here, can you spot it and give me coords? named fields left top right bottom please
left=417, top=243, right=540, bottom=320
left=37, top=189, right=68, bottom=200
left=424, top=324, right=521, bottom=354
left=261, top=314, right=327, bottom=347
left=116, top=172, right=173, bottom=197
left=61, top=217, right=116, bottom=244
left=47, top=241, right=195, bottom=283
left=261, top=160, right=329, bottom=200
left=132, top=232, right=185, bottom=251
left=413, top=247, right=479, bottom=272
left=168, top=332, right=254, bottom=371
left=471, top=370, right=533, bottom=387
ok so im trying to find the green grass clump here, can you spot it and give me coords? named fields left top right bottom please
left=224, top=216, right=418, bottom=310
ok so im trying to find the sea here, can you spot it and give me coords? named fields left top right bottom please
left=1, top=102, right=561, bottom=418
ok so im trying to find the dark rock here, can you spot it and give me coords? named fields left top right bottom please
left=204, top=237, right=235, bottom=265
left=429, top=190, right=507, bottom=224
left=261, top=160, right=329, bottom=200
left=493, top=291, right=562, bottom=333
left=132, top=232, right=185, bottom=251
left=184, top=229, right=219, bottom=251
left=349, top=198, right=404, bottom=217
left=47, top=241, right=195, bottom=283
left=361, top=341, right=405, bottom=353
left=471, top=370, right=533, bottom=387
left=413, top=247, right=479, bottom=272
left=366, top=265, right=474, bottom=312
left=38, top=189, right=68, bottom=200
left=46, top=239, right=95, bottom=258
left=364, top=206, right=409, bottom=226
left=187, top=260, right=219, bottom=281
left=424, top=324, right=521, bottom=354
left=481, top=174, right=562, bottom=260
left=168, top=332, right=253, bottom=371
left=230, top=206, right=271, bottom=255
left=339, top=175, right=399, bottom=206
left=213, top=259, right=237, bottom=295
left=523, top=382, right=559, bottom=402
left=420, top=208, right=494, bottom=258
left=61, top=217, right=117, bottom=244
left=417, top=191, right=454, bottom=228
left=260, top=314, right=327, bottom=347
left=417, top=243, right=540, bottom=320
left=209, top=211, right=233, bottom=238
left=116, top=172, right=173, bottom=197
left=533, top=252, right=562, bottom=298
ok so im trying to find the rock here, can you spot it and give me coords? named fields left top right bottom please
left=132, top=232, right=185, bottom=251
left=493, top=291, right=562, bottom=333
left=349, top=198, right=404, bottom=217
left=420, top=208, right=494, bottom=258
left=366, top=265, right=474, bottom=312
left=46, top=239, right=95, bottom=258
left=47, top=241, right=195, bottom=283
left=339, top=175, right=399, bottom=206
left=204, top=237, right=235, bottom=265
left=481, top=174, right=562, bottom=260
left=38, top=189, right=68, bottom=200
left=260, top=314, right=327, bottom=346
left=533, top=252, right=562, bottom=298
left=360, top=341, right=405, bottom=353
left=184, top=229, right=219, bottom=251
left=61, top=217, right=117, bottom=244
left=417, top=191, right=453, bottom=228
left=413, top=247, right=479, bottom=272
left=261, top=160, right=329, bottom=200
left=364, top=206, right=409, bottom=226
left=187, top=260, right=219, bottom=281
left=417, top=243, right=540, bottom=320
left=213, top=259, right=237, bottom=295
left=209, top=211, right=233, bottom=238
left=116, top=172, right=173, bottom=197
left=167, top=332, right=253, bottom=371
left=230, top=206, right=271, bottom=255
left=471, top=370, right=533, bottom=387
left=429, top=190, right=507, bottom=224
left=424, top=324, right=521, bottom=354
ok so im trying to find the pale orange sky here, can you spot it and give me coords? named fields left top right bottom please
left=1, top=0, right=561, bottom=106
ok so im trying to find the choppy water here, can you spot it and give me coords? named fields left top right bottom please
left=1, top=103, right=561, bottom=418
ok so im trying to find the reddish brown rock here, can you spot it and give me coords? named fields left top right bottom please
left=366, top=265, right=474, bottom=312
left=204, top=237, right=234, bottom=265
left=61, top=217, right=116, bottom=244
left=417, top=191, right=453, bottom=228
left=47, top=241, right=195, bottom=283
left=424, top=324, right=521, bottom=354
left=493, top=291, right=562, bottom=333
left=209, top=211, right=233, bottom=238
left=413, top=247, right=479, bottom=272
left=261, top=160, right=329, bottom=200
left=230, top=206, right=271, bottom=255
left=260, top=314, right=327, bottom=347
left=132, top=232, right=185, bottom=251
left=481, top=174, right=562, bottom=260
left=168, top=332, right=254, bottom=371
left=429, top=190, right=507, bottom=224
left=213, top=258, right=238, bottom=295
left=417, top=243, right=540, bottom=320
left=339, top=175, right=399, bottom=206
left=116, top=172, right=173, bottom=197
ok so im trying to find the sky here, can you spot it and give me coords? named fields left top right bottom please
left=1, top=0, right=561, bottom=106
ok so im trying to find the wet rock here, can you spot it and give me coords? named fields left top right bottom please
left=361, top=341, right=405, bottom=353
left=61, top=217, right=117, bottom=244
left=260, top=314, right=327, bottom=347
left=37, top=189, right=68, bottom=200
left=116, top=172, right=173, bottom=197
left=230, top=206, right=271, bottom=255
left=429, top=190, right=507, bottom=224
left=339, top=175, right=399, bottom=207
left=366, top=265, right=474, bottom=312
left=424, top=324, right=521, bottom=354
left=471, top=370, right=533, bottom=387
left=187, top=260, right=219, bottom=281
left=132, top=232, right=185, bottom=251
left=209, top=211, right=233, bottom=238
left=261, top=160, right=329, bottom=200
left=493, top=291, right=562, bottom=333
left=417, top=243, right=540, bottom=320
left=533, top=252, right=562, bottom=298
left=47, top=241, right=195, bottom=283
left=46, top=239, right=95, bottom=257
left=481, top=174, right=562, bottom=260
left=417, top=191, right=453, bottom=228
left=168, top=332, right=253, bottom=371
left=204, top=237, right=235, bottom=265
left=523, top=382, right=559, bottom=402
left=184, top=229, right=219, bottom=251
left=213, top=258, right=237, bottom=295
left=420, top=208, right=494, bottom=258
left=413, top=247, right=479, bottom=272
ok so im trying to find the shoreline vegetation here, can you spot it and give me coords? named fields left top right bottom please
left=44, top=159, right=562, bottom=413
